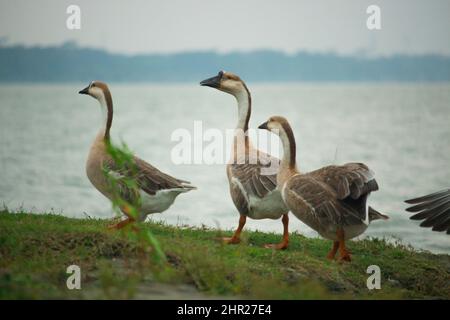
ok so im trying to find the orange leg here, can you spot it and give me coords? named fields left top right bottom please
left=337, top=228, right=352, bottom=262
left=108, top=205, right=137, bottom=230
left=326, top=241, right=339, bottom=260
left=222, top=215, right=246, bottom=244
left=264, top=214, right=289, bottom=250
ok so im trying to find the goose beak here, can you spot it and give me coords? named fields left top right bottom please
left=200, top=74, right=221, bottom=88
left=258, top=121, right=269, bottom=130
left=78, top=86, right=89, bottom=95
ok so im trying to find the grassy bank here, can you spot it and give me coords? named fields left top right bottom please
left=0, top=210, right=449, bottom=299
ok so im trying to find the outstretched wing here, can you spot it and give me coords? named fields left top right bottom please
left=227, top=151, right=279, bottom=214
left=405, top=189, right=450, bottom=234
left=309, top=163, right=379, bottom=200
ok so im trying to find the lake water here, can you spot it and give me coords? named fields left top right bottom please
left=0, top=83, right=449, bottom=254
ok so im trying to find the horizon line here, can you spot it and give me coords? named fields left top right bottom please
left=2, top=40, right=450, bottom=60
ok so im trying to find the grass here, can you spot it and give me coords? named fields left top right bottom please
left=0, top=209, right=449, bottom=300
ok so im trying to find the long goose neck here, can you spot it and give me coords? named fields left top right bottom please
left=234, top=84, right=251, bottom=133
left=279, top=124, right=297, bottom=171
left=277, top=127, right=298, bottom=188
left=98, top=89, right=113, bottom=141
left=231, top=84, right=252, bottom=161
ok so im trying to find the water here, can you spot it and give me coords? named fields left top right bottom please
left=0, top=83, right=449, bottom=254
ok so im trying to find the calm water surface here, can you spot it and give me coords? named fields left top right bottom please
left=0, top=83, right=449, bottom=253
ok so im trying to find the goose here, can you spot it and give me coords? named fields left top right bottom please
left=258, top=116, right=388, bottom=261
left=200, top=71, right=289, bottom=249
left=79, top=81, right=196, bottom=229
left=405, top=189, right=450, bottom=234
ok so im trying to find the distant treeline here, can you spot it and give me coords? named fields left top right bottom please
left=1, top=42, right=450, bottom=82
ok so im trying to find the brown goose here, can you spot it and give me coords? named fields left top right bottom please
left=200, top=71, right=289, bottom=249
left=258, top=116, right=388, bottom=261
left=79, top=81, right=196, bottom=229
left=405, top=189, right=450, bottom=234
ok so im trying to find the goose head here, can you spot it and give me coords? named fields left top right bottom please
left=258, top=116, right=292, bottom=135
left=78, top=81, right=111, bottom=104
left=200, top=71, right=247, bottom=96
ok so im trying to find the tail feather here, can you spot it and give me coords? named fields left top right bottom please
left=369, top=206, right=389, bottom=222
left=179, top=183, right=197, bottom=192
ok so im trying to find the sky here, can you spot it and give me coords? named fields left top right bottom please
left=0, top=0, right=449, bottom=56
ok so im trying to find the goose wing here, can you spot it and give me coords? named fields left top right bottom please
left=227, top=151, right=279, bottom=214
left=405, top=189, right=450, bottom=234
left=284, top=174, right=365, bottom=227
left=309, top=163, right=379, bottom=200
left=104, top=156, right=195, bottom=201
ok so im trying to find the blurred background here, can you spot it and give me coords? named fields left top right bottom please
left=0, top=0, right=449, bottom=253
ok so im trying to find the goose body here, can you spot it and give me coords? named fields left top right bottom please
left=80, top=81, right=195, bottom=227
left=405, top=189, right=450, bottom=234
left=259, top=116, right=388, bottom=261
left=281, top=164, right=384, bottom=241
left=201, top=71, right=289, bottom=249
left=226, top=148, right=286, bottom=221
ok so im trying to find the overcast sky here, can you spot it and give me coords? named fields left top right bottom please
left=1, top=0, right=449, bottom=56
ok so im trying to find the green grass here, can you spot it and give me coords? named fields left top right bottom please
left=0, top=210, right=449, bottom=299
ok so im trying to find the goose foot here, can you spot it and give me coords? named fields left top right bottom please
left=221, top=237, right=241, bottom=244
left=263, top=240, right=288, bottom=250
left=221, top=214, right=246, bottom=245
left=326, top=241, right=339, bottom=260
left=264, top=213, right=289, bottom=250
left=338, top=251, right=352, bottom=262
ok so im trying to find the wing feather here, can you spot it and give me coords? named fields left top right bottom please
left=229, top=151, right=280, bottom=200
left=309, top=163, right=378, bottom=200
left=285, top=174, right=366, bottom=228
left=405, top=189, right=450, bottom=233
left=103, top=156, right=195, bottom=201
